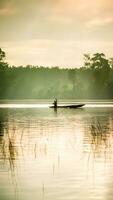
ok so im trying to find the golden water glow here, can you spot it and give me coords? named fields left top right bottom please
left=0, top=106, right=113, bottom=199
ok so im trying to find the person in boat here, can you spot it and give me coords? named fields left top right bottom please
left=53, top=98, right=57, bottom=108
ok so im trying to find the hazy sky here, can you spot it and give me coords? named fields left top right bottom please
left=0, top=0, right=113, bottom=67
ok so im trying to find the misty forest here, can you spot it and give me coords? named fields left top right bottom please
left=0, top=48, right=113, bottom=99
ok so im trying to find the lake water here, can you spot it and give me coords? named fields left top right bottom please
left=0, top=100, right=113, bottom=200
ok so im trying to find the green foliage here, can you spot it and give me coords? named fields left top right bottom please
left=0, top=48, right=5, bottom=62
left=0, top=48, right=113, bottom=99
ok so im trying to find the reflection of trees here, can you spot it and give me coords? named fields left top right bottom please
left=0, top=109, right=7, bottom=143
left=0, top=109, right=18, bottom=199
left=0, top=121, right=4, bottom=143
left=0, top=110, right=7, bottom=160
left=0, top=109, right=17, bottom=170
left=0, top=128, right=17, bottom=173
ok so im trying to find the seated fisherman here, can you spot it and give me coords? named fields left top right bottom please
left=53, top=98, right=57, bottom=108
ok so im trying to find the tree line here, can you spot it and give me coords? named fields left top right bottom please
left=0, top=48, right=113, bottom=99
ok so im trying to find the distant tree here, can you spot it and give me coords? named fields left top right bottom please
left=91, top=53, right=110, bottom=70
left=0, top=50, right=112, bottom=99
left=0, top=48, right=5, bottom=62
left=83, top=53, right=111, bottom=98
left=109, top=58, right=113, bottom=69
left=84, top=53, right=110, bottom=70
left=83, top=54, right=91, bottom=68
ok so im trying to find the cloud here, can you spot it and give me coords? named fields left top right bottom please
left=86, top=17, right=113, bottom=28
left=2, top=39, right=113, bottom=67
left=1, top=0, right=113, bottom=67
left=0, top=1, right=16, bottom=16
left=41, top=0, right=113, bottom=33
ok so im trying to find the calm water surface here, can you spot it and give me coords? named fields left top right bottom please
left=0, top=100, right=113, bottom=200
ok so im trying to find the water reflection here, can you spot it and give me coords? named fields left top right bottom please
left=0, top=107, right=113, bottom=200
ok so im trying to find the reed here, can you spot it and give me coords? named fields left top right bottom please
left=89, top=120, right=112, bottom=153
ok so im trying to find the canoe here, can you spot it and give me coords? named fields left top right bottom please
left=50, top=104, right=85, bottom=109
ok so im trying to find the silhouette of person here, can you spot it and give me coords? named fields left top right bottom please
left=53, top=98, right=57, bottom=108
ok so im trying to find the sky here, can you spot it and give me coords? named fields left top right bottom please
left=0, top=0, right=113, bottom=67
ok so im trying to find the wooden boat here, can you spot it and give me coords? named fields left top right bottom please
left=50, top=104, right=85, bottom=109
